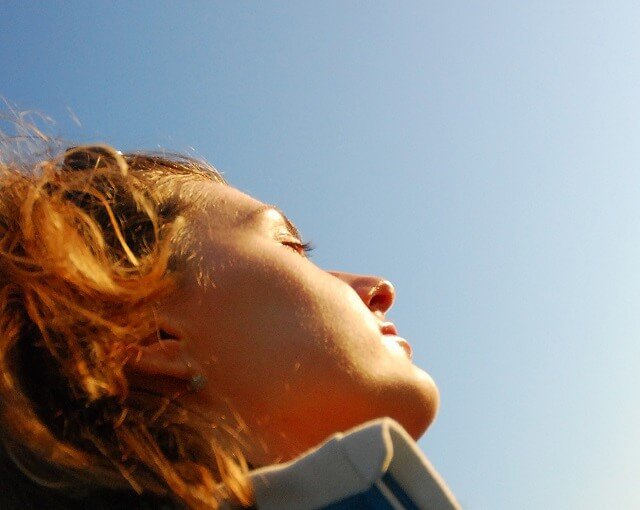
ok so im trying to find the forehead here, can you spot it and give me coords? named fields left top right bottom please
left=185, top=179, right=264, bottom=226
left=178, top=179, right=299, bottom=243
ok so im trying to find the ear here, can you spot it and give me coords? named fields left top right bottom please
left=125, top=329, right=204, bottom=382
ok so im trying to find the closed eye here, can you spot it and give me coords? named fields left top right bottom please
left=281, top=239, right=314, bottom=257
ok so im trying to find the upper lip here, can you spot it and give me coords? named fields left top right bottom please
left=379, top=321, right=398, bottom=336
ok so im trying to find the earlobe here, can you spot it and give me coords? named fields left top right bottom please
left=125, top=332, right=204, bottom=384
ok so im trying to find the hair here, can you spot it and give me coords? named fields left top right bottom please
left=0, top=143, right=255, bottom=509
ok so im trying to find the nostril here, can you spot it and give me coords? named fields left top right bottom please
left=369, top=293, right=392, bottom=313
left=368, top=280, right=395, bottom=313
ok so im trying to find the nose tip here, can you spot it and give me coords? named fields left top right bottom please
left=328, top=271, right=396, bottom=314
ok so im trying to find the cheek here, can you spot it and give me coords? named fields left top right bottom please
left=175, top=243, right=351, bottom=399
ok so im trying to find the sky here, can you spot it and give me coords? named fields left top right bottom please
left=2, top=2, right=639, bottom=508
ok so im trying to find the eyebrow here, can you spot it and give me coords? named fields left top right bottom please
left=247, top=204, right=302, bottom=240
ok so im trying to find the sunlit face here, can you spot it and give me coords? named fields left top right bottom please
left=157, top=180, right=439, bottom=465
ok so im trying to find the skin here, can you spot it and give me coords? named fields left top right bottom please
left=131, top=180, right=439, bottom=465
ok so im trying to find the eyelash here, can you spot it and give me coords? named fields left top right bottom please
left=281, top=240, right=314, bottom=257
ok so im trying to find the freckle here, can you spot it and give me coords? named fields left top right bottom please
left=294, top=362, right=301, bottom=371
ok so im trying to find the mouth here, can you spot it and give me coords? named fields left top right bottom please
left=379, top=321, right=413, bottom=360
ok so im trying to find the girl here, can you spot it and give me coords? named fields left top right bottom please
left=0, top=145, right=440, bottom=509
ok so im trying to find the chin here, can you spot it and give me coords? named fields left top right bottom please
left=389, top=371, right=440, bottom=441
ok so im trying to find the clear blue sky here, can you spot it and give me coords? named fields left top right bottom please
left=2, top=2, right=638, bottom=508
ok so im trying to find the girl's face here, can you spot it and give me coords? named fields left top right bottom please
left=157, top=180, right=439, bottom=464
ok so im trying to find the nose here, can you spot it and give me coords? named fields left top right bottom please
left=328, top=271, right=396, bottom=314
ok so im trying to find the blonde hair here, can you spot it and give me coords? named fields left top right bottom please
left=0, top=144, right=254, bottom=509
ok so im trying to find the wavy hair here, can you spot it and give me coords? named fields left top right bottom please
left=0, top=143, right=254, bottom=509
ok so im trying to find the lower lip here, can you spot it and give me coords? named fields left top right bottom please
left=382, top=335, right=413, bottom=360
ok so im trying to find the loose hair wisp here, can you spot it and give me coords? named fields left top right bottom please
left=0, top=145, right=253, bottom=509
